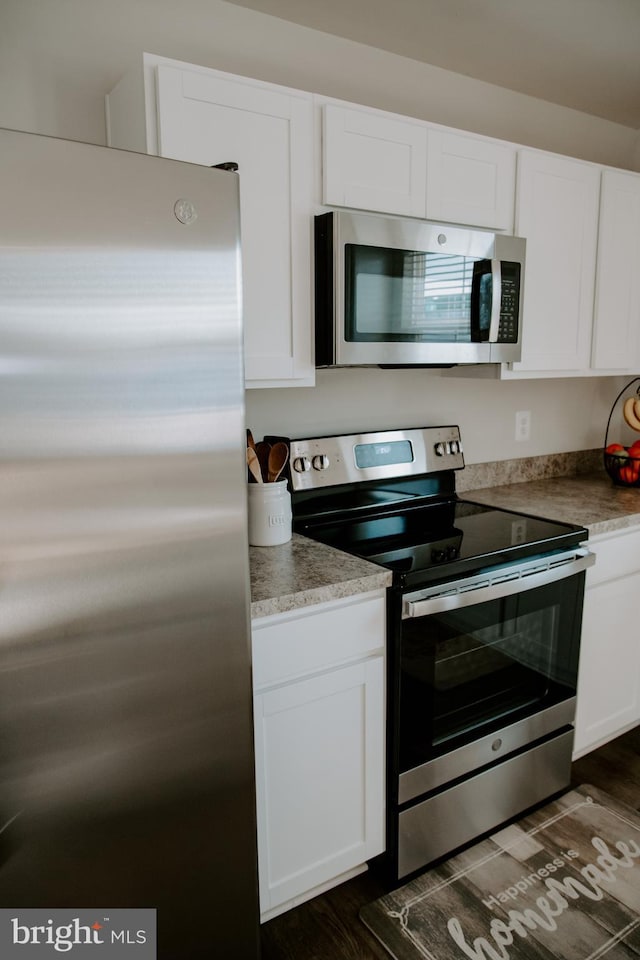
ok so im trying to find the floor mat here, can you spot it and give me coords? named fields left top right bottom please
left=361, top=784, right=640, bottom=959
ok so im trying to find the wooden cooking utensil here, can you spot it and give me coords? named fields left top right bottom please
left=247, top=446, right=263, bottom=483
left=255, top=441, right=271, bottom=483
left=267, top=441, right=289, bottom=483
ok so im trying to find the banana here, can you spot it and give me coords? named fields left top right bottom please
left=623, top=396, right=640, bottom=431
left=634, top=397, right=640, bottom=425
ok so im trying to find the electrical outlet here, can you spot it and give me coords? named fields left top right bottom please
left=515, top=410, right=531, bottom=442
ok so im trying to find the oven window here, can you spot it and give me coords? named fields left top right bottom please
left=345, top=244, right=481, bottom=343
left=398, top=577, right=582, bottom=772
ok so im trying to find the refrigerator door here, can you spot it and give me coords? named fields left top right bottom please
left=0, top=129, right=259, bottom=956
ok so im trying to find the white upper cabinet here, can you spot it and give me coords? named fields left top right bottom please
left=107, top=58, right=640, bottom=384
left=323, top=103, right=427, bottom=217
left=322, top=102, right=516, bottom=230
left=426, top=129, right=515, bottom=231
left=106, top=56, right=315, bottom=389
left=508, top=149, right=600, bottom=374
left=591, top=169, right=640, bottom=371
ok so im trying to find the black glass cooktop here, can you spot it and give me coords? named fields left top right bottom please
left=295, top=498, right=587, bottom=587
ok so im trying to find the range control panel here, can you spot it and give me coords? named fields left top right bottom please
left=289, top=426, right=464, bottom=492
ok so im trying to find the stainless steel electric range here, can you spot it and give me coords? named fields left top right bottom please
left=289, top=426, right=594, bottom=884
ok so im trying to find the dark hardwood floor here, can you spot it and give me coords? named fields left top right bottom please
left=260, top=726, right=640, bottom=959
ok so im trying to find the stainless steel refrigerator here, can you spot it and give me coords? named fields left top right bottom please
left=0, top=128, right=259, bottom=957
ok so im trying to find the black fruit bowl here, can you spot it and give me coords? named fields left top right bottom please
left=604, top=451, right=640, bottom=487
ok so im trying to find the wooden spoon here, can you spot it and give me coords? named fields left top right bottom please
left=247, top=446, right=263, bottom=483
left=246, top=428, right=257, bottom=453
left=255, top=441, right=271, bottom=483
left=267, top=441, right=289, bottom=483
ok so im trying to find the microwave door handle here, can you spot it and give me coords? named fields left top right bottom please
left=488, top=259, right=502, bottom=342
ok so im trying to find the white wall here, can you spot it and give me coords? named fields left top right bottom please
left=247, top=368, right=630, bottom=465
left=1, top=0, right=636, bottom=465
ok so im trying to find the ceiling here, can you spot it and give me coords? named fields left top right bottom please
left=225, top=0, right=640, bottom=129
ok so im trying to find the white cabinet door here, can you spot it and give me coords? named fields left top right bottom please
left=591, top=169, right=640, bottom=371
left=426, top=129, right=516, bottom=231
left=108, top=59, right=315, bottom=388
left=323, top=104, right=427, bottom=217
left=254, top=656, right=384, bottom=916
left=251, top=591, right=386, bottom=919
left=510, top=150, right=600, bottom=373
left=574, top=575, right=640, bottom=756
left=155, top=65, right=314, bottom=387
left=574, top=530, right=640, bottom=758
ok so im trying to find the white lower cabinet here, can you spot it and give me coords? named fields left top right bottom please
left=251, top=591, right=386, bottom=920
left=574, top=528, right=640, bottom=758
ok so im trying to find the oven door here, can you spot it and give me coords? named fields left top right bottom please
left=396, top=548, right=594, bottom=802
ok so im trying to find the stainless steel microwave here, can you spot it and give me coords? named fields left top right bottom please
left=315, top=210, right=526, bottom=367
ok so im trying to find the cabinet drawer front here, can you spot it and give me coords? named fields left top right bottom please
left=587, top=528, right=640, bottom=587
left=252, top=593, right=385, bottom=689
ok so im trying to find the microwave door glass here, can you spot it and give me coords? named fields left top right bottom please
left=345, top=244, right=482, bottom=343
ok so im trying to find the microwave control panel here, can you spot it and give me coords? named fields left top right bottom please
left=497, top=263, right=521, bottom=343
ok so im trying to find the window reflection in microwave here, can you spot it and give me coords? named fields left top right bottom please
left=349, top=245, right=480, bottom=341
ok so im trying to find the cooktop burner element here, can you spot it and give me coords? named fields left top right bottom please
left=290, top=427, right=588, bottom=587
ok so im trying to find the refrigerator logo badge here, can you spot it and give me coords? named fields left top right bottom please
left=0, top=909, right=156, bottom=957
left=173, top=199, right=198, bottom=225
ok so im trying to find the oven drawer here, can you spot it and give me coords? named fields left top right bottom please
left=397, top=727, right=573, bottom=879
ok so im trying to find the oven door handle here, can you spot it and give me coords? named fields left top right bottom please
left=402, top=547, right=595, bottom=619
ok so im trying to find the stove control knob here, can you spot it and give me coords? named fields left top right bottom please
left=312, top=454, right=330, bottom=471
left=449, top=440, right=460, bottom=454
left=431, top=548, right=446, bottom=563
left=292, top=456, right=311, bottom=473
left=434, top=442, right=446, bottom=456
